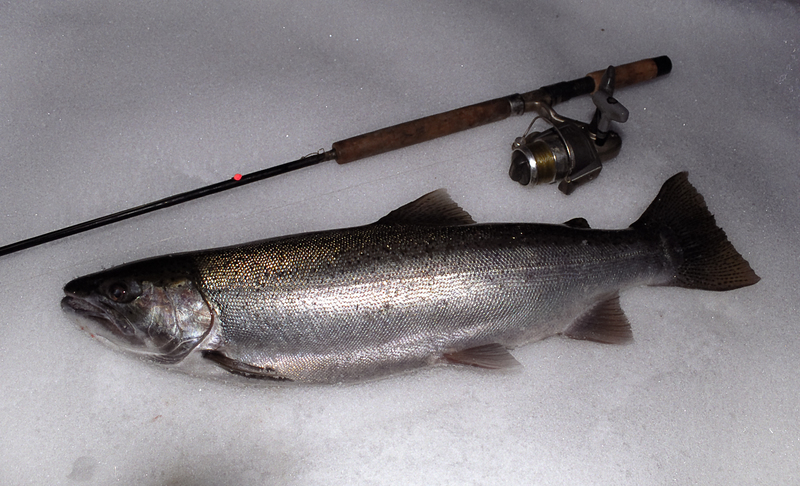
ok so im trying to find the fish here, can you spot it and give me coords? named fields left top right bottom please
left=61, top=172, right=759, bottom=383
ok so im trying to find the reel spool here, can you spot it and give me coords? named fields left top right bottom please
left=509, top=66, right=630, bottom=194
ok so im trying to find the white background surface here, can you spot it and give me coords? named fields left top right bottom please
left=1, top=1, right=798, bottom=484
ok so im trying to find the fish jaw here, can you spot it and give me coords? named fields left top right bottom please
left=61, top=257, right=214, bottom=364
left=61, top=293, right=134, bottom=349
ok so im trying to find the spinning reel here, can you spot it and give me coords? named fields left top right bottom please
left=509, top=66, right=630, bottom=194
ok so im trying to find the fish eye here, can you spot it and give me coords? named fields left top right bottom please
left=105, top=281, right=139, bottom=303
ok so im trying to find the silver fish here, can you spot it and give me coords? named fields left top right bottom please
left=61, top=172, right=759, bottom=383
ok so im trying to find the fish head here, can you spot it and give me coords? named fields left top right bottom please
left=61, top=256, right=213, bottom=364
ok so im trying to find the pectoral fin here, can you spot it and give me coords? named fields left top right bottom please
left=563, top=293, right=633, bottom=344
left=444, top=343, right=520, bottom=369
left=201, top=351, right=292, bottom=381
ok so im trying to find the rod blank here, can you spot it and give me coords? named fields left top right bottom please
left=0, top=152, right=334, bottom=257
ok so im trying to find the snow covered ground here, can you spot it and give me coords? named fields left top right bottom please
left=1, top=1, right=797, bottom=484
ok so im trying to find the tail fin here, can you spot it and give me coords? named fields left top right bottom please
left=631, top=172, right=760, bottom=291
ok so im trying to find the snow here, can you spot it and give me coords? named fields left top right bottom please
left=1, top=0, right=798, bottom=484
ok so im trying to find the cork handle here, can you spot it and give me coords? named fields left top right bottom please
left=587, top=55, right=672, bottom=91
left=333, top=97, right=513, bottom=164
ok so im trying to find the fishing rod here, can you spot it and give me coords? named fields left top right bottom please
left=0, top=55, right=671, bottom=258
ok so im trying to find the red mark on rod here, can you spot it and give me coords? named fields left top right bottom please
left=233, top=173, right=242, bottom=181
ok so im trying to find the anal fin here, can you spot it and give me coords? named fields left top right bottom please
left=201, top=350, right=291, bottom=381
left=563, top=292, right=633, bottom=344
left=444, top=343, right=520, bottom=369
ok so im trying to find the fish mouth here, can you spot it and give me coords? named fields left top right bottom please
left=61, top=294, right=200, bottom=365
left=61, top=295, right=106, bottom=323
left=61, top=295, right=139, bottom=348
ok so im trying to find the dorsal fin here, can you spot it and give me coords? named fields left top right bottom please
left=444, top=343, right=520, bottom=369
left=563, top=217, right=591, bottom=229
left=562, top=292, right=633, bottom=344
left=376, top=189, right=476, bottom=226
